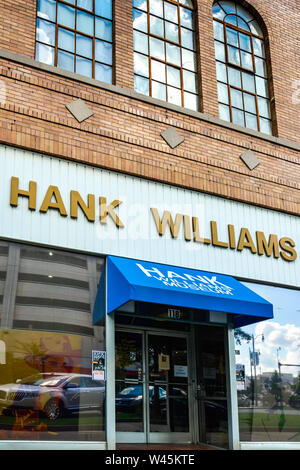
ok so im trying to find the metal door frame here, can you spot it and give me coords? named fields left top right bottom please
left=115, top=325, right=193, bottom=444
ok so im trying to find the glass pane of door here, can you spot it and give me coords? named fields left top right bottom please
left=115, top=331, right=144, bottom=433
left=148, top=334, right=189, bottom=433
left=195, top=325, right=229, bottom=448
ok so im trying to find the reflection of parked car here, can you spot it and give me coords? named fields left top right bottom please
left=0, top=373, right=105, bottom=420
left=116, top=385, right=166, bottom=412
left=116, top=385, right=143, bottom=412
left=238, top=394, right=251, bottom=407
left=289, top=392, right=300, bottom=409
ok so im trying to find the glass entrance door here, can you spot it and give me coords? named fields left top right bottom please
left=115, top=329, right=191, bottom=444
left=115, top=331, right=144, bottom=441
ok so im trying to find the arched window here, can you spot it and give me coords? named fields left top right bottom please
left=133, top=0, right=198, bottom=111
left=35, top=0, right=113, bottom=84
left=213, top=1, right=272, bottom=135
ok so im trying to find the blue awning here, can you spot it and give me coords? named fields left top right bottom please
left=93, top=256, right=273, bottom=327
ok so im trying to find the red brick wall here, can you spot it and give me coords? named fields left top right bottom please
left=0, top=0, right=36, bottom=58
left=0, top=0, right=299, bottom=216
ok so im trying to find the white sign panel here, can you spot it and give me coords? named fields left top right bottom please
left=0, top=145, right=299, bottom=287
left=92, top=350, right=106, bottom=381
left=174, top=365, right=188, bottom=377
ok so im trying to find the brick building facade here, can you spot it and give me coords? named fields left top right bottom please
left=0, top=0, right=299, bottom=451
left=0, top=0, right=299, bottom=215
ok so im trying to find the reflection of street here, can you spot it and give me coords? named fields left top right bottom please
left=239, top=407, right=300, bottom=415
left=238, top=405, right=300, bottom=443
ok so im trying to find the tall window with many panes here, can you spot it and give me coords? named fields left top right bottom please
left=213, top=1, right=272, bottom=135
left=36, top=0, right=113, bottom=84
left=133, top=0, right=198, bottom=111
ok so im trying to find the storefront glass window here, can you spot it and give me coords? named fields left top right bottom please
left=0, top=241, right=105, bottom=442
left=235, top=283, right=300, bottom=442
left=195, top=326, right=228, bottom=448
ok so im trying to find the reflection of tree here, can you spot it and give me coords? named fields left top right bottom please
left=270, top=371, right=281, bottom=403
left=234, top=328, right=252, bottom=441
left=116, top=338, right=141, bottom=382
left=234, top=328, right=251, bottom=345
left=116, top=339, right=137, bottom=369
left=0, top=340, right=47, bottom=386
left=269, top=370, right=285, bottom=432
left=14, top=340, right=45, bottom=355
left=14, top=340, right=47, bottom=370
left=296, top=373, right=300, bottom=393
left=6, top=337, right=75, bottom=377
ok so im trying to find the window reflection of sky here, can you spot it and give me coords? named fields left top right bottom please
left=236, top=283, right=300, bottom=377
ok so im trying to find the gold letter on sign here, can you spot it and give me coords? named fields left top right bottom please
left=228, top=224, right=236, bottom=249
left=100, top=197, right=124, bottom=228
left=256, top=232, right=279, bottom=258
left=70, top=191, right=95, bottom=222
left=279, top=237, right=297, bottom=262
left=40, top=186, right=68, bottom=216
left=151, top=208, right=183, bottom=238
left=211, top=221, right=228, bottom=248
left=10, top=177, right=37, bottom=210
left=237, top=228, right=257, bottom=253
left=192, top=217, right=210, bottom=244
left=183, top=215, right=192, bottom=241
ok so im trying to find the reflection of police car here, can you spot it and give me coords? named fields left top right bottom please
left=238, top=394, right=251, bottom=407
left=0, top=373, right=105, bottom=420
